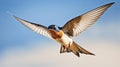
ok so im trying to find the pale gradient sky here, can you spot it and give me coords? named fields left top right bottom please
left=0, top=0, right=120, bottom=67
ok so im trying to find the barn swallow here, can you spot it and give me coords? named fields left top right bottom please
left=13, top=2, right=114, bottom=57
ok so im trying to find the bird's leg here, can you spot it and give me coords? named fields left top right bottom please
left=60, top=45, right=66, bottom=53
left=66, top=43, right=71, bottom=52
left=62, top=45, right=66, bottom=52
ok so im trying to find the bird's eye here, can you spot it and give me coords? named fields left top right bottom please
left=48, top=26, right=53, bottom=29
left=48, top=27, right=51, bottom=29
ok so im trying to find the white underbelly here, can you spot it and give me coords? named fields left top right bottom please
left=56, top=33, right=73, bottom=46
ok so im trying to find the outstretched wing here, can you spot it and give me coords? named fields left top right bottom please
left=13, top=16, right=52, bottom=39
left=62, top=2, right=114, bottom=37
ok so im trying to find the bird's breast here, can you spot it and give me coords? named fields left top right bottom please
left=59, top=33, right=73, bottom=46
left=49, top=29, right=72, bottom=46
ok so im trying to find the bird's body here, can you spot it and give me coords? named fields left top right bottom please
left=13, top=2, right=114, bottom=57
left=50, top=30, right=72, bottom=47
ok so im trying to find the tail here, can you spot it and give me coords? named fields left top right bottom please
left=60, top=42, right=95, bottom=57
left=70, top=42, right=95, bottom=57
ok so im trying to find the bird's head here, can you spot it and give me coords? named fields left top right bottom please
left=48, top=25, right=62, bottom=31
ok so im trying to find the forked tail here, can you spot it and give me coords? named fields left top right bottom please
left=60, top=41, right=95, bottom=57
left=70, top=42, right=95, bottom=57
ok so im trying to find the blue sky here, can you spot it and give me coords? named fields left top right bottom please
left=0, top=0, right=120, bottom=67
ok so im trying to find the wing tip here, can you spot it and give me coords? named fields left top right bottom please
left=6, top=11, right=20, bottom=21
left=12, top=15, right=20, bottom=21
left=88, top=52, right=95, bottom=56
left=106, top=2, right=115, bottom=7
left=109, top=2, right=115, bottom=5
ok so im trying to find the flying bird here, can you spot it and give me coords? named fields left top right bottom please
left=13, top=2, right=114, bottom=57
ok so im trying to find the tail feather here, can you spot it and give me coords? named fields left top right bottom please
left=70, top=42, right=95, bottom=57
left=59, top=41, right=95, bottom=57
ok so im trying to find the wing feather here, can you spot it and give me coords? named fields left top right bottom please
left=62, top=2, right=114, bottom=37
left=13, top=16, right=52, bottom=39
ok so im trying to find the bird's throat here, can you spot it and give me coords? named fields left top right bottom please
left=49, top=30, right=63, bottom=39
